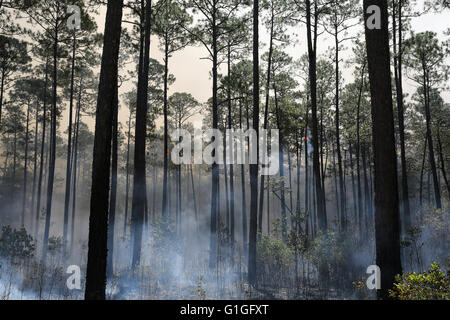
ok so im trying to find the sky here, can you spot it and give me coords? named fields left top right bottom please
left=9, top=1, right=450, bottom=135
left=94, top=0, right=449, bottom=133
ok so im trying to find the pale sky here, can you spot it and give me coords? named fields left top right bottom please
left=100, top=0, right=450, bottom=133
left=9, top=1, right=450, bottom=134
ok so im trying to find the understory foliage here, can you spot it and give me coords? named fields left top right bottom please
left=389, top=262, right=450, bottom=300
left=0, top=226, right=35, bottom=259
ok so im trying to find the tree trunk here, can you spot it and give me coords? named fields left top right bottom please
left=209, top=0, right=219, bottom=270
left=419, top=135, right=427, bottom=207
left=349, top=143, right=357, bottom=225
left=334, top=29, right=346, bottom=231
left=30, top=99, right=39, bottom=233
left=239, top=99, right=247, bottom=261
left=42, top=10, right=60, bottom=262
left=123, top=109, right=132, bottom=237
left=107, top=77, right=119, bottom=279
left=63, top=34, right=77, bottom=256
left=356, top=64, right=365, bottom=241
left=35, top=57, right=49, bottom=239
left=162, top=32, right=169, bottom=219
left=248, top=0, right=260, bottom=285
left=130, top=0, right=151, bottom=269
left=21, top=100, right=31, bottom=226
left=306, top=0, right=327, bottom=233
left=0, top=67, right=5, bottom=127
left=422, top=69, right=442, bottom=208
left=436, top=124, right=450, bottom=197
left=363, top=0, right=402, bottom=299
left=258, top=4, right=274, bottom=237
left=189, top=164, right=198, bottom=232
left=274, top=85, right=287, bottom=238
left=227, top=58, right=235, bottom=249
left=70, top=77, right=82, bottom=255
left=392, top=0, right=411, bottom=228
left=84, top=0, right=123, bottom=300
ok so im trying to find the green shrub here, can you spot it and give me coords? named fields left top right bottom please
left=389, top=263, right=450, bottom=300
left=0, top=225, right=35, bottom=259
left=257, top=233, right=293, bottom=271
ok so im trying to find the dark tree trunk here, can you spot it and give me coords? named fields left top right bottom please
left=356, top=64, right=365, bottom=241
left=239, top=99, right=247, bottom=261
left=107, top=78, right=119, bottom=279
left=422, top=69, right=441, bottom=208
left=288, top=149, right=293, bottom=216
left=258, top=3, right=274, bottom=236
left=392, top=0, right=411, bottom=228
left=209, top=0, right=219, bottom=270
left=35, top=57, right=49, bottom=239
left=334, top=29, right=346, bottom=231
left=227, top=50, right=235, bottom=248
left=84, top=0, right=123, bottom=300
left=162, top=32, right=169, bottom=219
left=70, top=77, right=82, bottom=255
left=63, top=34, right=77, bottom=256
left=223, top=129, right=230, bottom=233
left=363, top=0, right=402, bottom=299
left=189, top=164, right=198, bottom=231
left=248, top=0, right=259, bottom=285
left=274, top=85, right=287, bottom=238
left=436, top=124, right=450, bottom=196
left=42, top=10, right=60, bottom=262
left=0, top=67, right=5, bottom=127
left=130, top=0, right=151, bottom=269
left=362, top=143, right=370, bottom=235
left=30, top=99, right=39, bottom=233
left=306, top=0, right=327, bottom=232
left=21, top=100, right=31, bottom=226
left=349, top=143, right=357, bottom=224
left=419, top=135, right=427, bottom=207
left=123, top=109, right=132, bottom=237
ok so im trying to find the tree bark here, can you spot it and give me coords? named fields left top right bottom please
left=363, top=0, right=402, bottom=299
left=84, top=0, right=123, bottom=300
left=248, top=0, right=259, bottom=285
left=35, top=57, right=49, bottom=239
left=21, top=100, right=31, bottom=226
left=63, top=34, right=77, bottom=256
left=42, top=8, right=60, bottom=262
left=130, top=0, right=151, bottom=269
left=107, top=77, right=119, bottom=279
left=392, top=0, right=411, bottom=228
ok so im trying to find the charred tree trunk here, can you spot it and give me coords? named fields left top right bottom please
left=30, top=100, right=39, bottom=233
left=258, top=3, right=274, bottom=236
left=107, top=78, right=119, bottom=279
left=209, top=0, right=219, bottom=270
left=363, top=0, right=402, bottom=299
left=21, top=100, right=31, bottom=226
left=123, top=109, right=132, bottom=237
left=63, top=34, right=77, bottom=256
left=42, top=9, right=60, bottom=262
left=84, top=0, right=123, bottom=300
left=70, top=77, right=82, bottom=255
left=35, top=57, right=49, bottom=239
left=130, top=0, right=151, bottom=269
left=436, top=123, right=450, bottom=197
left=392, top=0, right=411, bottom=228
left=248, top=0, right=260, bottom=285
left=422, top=68, right=441, bottom=209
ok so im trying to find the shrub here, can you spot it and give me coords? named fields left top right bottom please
left=389, top=263, right=450, bottom=300
left=257, top=233, right=293, bottom=277
left=0, top=225, right=35, bottom=259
